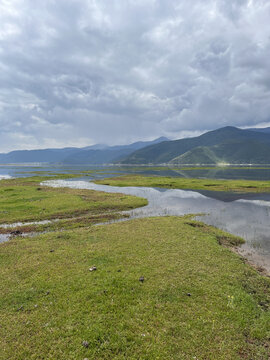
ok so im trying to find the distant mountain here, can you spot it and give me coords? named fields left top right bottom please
left=245, top=127, right=270, bottom=134
left=0, top=147, right=79, bottom=164
left=119, top=127, right=270, bottom=165
left=61, top=137, right=169, bottom=164
left=170, top=139, right=270, bottom=165
left=0, top=137, right=169, bottom=164
left=83, top=144, right=109, bottom=150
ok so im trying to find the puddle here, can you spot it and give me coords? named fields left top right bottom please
left=0, top=175, right=12, bottom=180
left=0, top=230, right=45, bottom=244
left=0, top=233, right=10, bottom=243
left=0, top=219, right=53, bottom=229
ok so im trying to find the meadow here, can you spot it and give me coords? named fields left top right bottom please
left=0, top=175, right=147, bottom=234
left=0, top=173, right=269, bottom=359
left=95, top=174, right=270, bottom=192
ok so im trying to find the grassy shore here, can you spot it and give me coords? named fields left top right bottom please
left=95, top=174, right=270, bottom=192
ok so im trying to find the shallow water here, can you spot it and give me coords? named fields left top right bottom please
left=0, top=232, right=40, bottom=244
left=43, top=179, right=270, bottom=273
left=0, top=220, right=53, bottom=229
left=0, top=234, right=9, bottom=243
left=0, top=175, right=12, bottom=180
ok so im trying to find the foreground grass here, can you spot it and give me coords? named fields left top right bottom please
left=95, top=174, right=270, bottom=192
left=0, top=176, right=147, bottom=229
left=0, top=217, right=269, bottom=359
left=1, top=174, right=269, bottom=358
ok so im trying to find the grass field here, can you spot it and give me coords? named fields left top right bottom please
left=0, top=217, right=269, bottom=359
left=0, top=175, right=270, bottom=359
left=0, top=176, right=147, bottom=233
left=95, top=174, right=270, bottom=192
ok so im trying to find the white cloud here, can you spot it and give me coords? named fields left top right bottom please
left=0, top=0, right=269, bottom=151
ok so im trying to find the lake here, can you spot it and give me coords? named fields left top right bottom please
left=3, top=163, right=270, bottom=180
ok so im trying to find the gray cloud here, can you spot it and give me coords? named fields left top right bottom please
left=0, top=0, right=270, bottom=151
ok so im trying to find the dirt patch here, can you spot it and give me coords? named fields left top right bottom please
left=216, top=234, right=245, bottom=247
left=185, top=221, right=205, bottom=228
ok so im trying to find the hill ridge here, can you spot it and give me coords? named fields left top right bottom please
left=118, top=127, right=270, bottom=165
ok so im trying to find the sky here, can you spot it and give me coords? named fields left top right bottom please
left=0, top=0, right=270, bottom=152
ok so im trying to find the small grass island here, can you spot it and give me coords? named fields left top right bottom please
left=95, top=174, right=270, bottom=193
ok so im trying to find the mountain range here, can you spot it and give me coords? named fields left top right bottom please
left=0, top=137, right=168, bottom=165
left=118, top=126, right=270, bottom=165
left=1, top=126, right=270, bottom=165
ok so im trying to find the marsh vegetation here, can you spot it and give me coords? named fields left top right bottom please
left=95, top=174, right=270, bottom=193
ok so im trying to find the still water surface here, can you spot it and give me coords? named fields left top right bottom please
left=2, top=164, right=270, bottom=180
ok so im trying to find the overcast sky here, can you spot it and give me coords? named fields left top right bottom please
left=0, top=0, right=270, bottom=151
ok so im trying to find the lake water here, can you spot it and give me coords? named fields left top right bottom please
left=2, top=164, right=270, bottom=180
left=1, top=165, right=270, bottom=273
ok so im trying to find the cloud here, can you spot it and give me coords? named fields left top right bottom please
left=0, top=0, right=270, bottom=151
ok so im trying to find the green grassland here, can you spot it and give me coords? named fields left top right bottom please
left=95, top=174, right=270, bottom=192
left=0, top=174, right=270, bottom=359
left=0, top=176, right=147, bottom=233
left=0, top=217, right=269, bottom=359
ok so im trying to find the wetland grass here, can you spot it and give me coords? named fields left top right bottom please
left=0, top=176, right=147, bottom=233
left=95, top=174, right=270, bottom=192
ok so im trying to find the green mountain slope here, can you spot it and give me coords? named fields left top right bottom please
left=119, top=126, right=270, bottom=164
left=170, top=146, right=219, bottom=164
left=170, top=139, right=270, bottom=165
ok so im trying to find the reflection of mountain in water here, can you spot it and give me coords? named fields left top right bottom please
left=178, top=168, right=270, bottom=181
left=193, top=189, right=270, bottom=202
